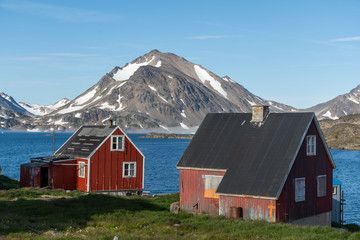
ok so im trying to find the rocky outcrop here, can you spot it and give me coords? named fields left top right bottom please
left=140, top=132, right=193, bottom=139
left=320, top=114, right=360, bottom=150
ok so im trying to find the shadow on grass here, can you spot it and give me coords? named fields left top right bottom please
left=0, top=193, right=167, bottom=235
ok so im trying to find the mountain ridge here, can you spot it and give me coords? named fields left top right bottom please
left=1, top=50, right=359, bottom=132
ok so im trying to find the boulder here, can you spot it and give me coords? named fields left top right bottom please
left=170, top=201, right=180, bottom=214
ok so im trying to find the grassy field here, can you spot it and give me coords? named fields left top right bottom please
left=0, top=187, right=359, bottom=240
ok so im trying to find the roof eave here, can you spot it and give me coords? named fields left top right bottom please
left=216, top=192, right=277, bottom=200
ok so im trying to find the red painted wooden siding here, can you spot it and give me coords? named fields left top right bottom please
left=276, top=119, right=333, bottom=222
left=89, top=128, right=144, bottom=192
left=179, top=169, right=225, bottom=215
left=50, top=160, right=77, bottom=190
left=219, top=195, right=277, bottom=222
left=20, top=164, right=44, bottom=188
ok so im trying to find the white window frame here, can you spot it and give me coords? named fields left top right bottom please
left=317, top=175, right=327, bottom=197
left=295, top=177, right=305, bottom=202
left=111, top=135, right=125, bottom=151
left=78, top=161, right=86, bottom=178
left=123, top=162, right=136, bottom=178
left=306, top=135, right=316, bottom=156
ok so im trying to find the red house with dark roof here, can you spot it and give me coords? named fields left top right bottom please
left=176, top=106, right=335, bottom=226
left=20, top=125, right=145, bottom=195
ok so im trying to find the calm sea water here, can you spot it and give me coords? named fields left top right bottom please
left=0, top=132, right=359, bottom=224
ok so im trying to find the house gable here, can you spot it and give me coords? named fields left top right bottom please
left=276, top=119, right=334, bottom=221
left=88, top=127, right=145, bottom=192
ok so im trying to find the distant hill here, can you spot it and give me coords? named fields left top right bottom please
left=320, top=114, right=360, bottom=150
left=304, top=85, right=360, bottom=120
left=19, top=98, right=70, bottom=116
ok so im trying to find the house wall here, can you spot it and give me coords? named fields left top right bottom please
left=219, top=195, right=277, bottom=222
left=277, top=120, right=333, bottom=223
left=179, top=169, right=225, bottom=215
left=49, top=160, right=77, bottom=190
left=76, top=158, right=88, bottom=191
left=20, top=164, right=45, bottom=188
left=89, top=128, right=144, bottom=192
left=332, top=185, right=341, bottom=224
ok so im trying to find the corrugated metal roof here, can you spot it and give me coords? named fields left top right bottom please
left=177, top=112, right=316, bottom=198
left=55, top=125, right=117, bottom=158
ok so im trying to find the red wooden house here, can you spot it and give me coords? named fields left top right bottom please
left=176, top=106, right=335, bottom=226
left=20, top=125, right=145, bottom=195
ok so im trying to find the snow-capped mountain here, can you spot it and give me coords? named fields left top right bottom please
left=47, top=50, right=295, bottom=130
left=304, top=84, right=360, bottom=120
left=19, top=98, right=70, bottom=116
left=0, top=92, right=34, bottom=130
left=0, top=92, right=29, bottom=115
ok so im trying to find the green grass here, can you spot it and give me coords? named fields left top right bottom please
left=0, top=175, right=20, bottom=190
left=0, top=188, right=359, bottom=239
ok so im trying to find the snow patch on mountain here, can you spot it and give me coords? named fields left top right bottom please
left=148, top=85, right=156, bottom=91
left=347, top=96, right=359, bottom=104
left=99, top=102, right=116, bottom=111
left=323, top=110, right=339, bottom=120
left=194, top=65, right=228, bottom=99
left=181, top=110, right=186, bottom=118
left=75, top=113, right=82, bottom=118
left=54, top=119, right=68, bottom=125
left=246, top=99, right=257, bottom=106
left=57, top=105, right=85, bottom=114
left=113, top=56, right=155, bottom=81
left=154, top=61, right=162, bottom=67
left=0, top=114, right=8, bottom=119
left=117, top=95, right=124, bottom=111
left=75, top=89, right=97, bottom=105
left=180, top=122, right=189, bottom=129
left=158, top=95, right=168, bottom=103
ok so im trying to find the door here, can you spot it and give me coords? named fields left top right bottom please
left=40, top=167, right=49, bottom=188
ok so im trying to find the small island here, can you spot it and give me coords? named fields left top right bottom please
left=140, top=132, right=193, bottom=139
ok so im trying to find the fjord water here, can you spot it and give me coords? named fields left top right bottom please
left=0, top=132, right=359, bottom=224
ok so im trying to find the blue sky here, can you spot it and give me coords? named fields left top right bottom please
left=0, top=0, right=359, bottom=108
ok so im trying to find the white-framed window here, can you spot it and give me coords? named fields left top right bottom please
left=295, top=177, right=305, bottom=202
left=306, top=135, right=316, bottom=156
left=317, top=175, right=327, bottom=197
left=111, top=135, right=125, bottom=151
left=123, top=162, right=136, bottom=178
left=79, top=161, right=86, bottom=178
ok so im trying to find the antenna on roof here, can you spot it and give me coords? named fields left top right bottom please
left=45, top=127, right=56, bottom=154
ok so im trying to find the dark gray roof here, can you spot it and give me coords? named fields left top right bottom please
left=177, top=112, right=320, bottom=198
left=55, top=125, right=117, bottom=158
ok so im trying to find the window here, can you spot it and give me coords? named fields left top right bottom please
left=123, top=162, right=136, bottom=177
left=204, top=175, right=223, bottom=199
left=79, top=162, right=86, bottom=178
left=306, top=135, right=316, bottom=156
left=317, top=175, right=327, bottom=197
left=295, top=178, right=305, bottom=202
left=111, top=135, right=125, bottom=151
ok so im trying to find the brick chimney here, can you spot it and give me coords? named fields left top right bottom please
left=251, top=105, right=270, bottom=123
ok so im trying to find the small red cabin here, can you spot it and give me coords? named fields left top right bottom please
left=20, top=125, right=145, bottom=195
left=176, top=106, right=335, bottom=226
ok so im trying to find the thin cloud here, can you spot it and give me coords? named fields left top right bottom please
left=0, top=1, right=120, bottom=22
left=186, top=36, right=228, bottom=40
left=10, top=57, right=48, bottom=61
left=329, top=36, right=360, bottom=42
left=45, top=53, right=98, bottom=57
